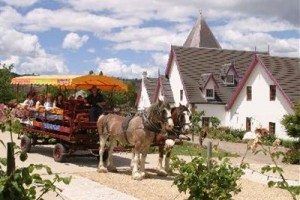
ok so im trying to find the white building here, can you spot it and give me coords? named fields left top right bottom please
left=136, top=14, right=300, bottom=139
left=135, top=72, right=158, bottom=110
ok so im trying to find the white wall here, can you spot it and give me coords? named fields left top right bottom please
left=158, top=84, right=164, bottom=101
left=195, top=104, right=226, bottom=126
left=169, top=61, right=188, bottom=106
left=137, top=78, right=151, bottom=110
left=204, top=78, right=215, bottom=99
left=228, top=62, right=294, bottom=140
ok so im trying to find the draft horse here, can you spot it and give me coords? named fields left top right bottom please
left=157, top=104, right=192, bottom=175
left=97, top=100, right=174, bottom=180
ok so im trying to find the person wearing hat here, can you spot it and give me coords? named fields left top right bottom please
left=86, top=86, right=106, bottom=121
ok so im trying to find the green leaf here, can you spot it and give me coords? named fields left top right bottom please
left=19, top=152, right=28, bottom=162
left=62, top=176, right=72, bottom=184
left=0, top=139, right=5, bottom=148
left=0, top=158, right=7, bottom=166
left=268, top=181, right=276, bottom=188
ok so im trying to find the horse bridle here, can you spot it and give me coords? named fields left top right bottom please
left=176, top=108, right=191, bottom=128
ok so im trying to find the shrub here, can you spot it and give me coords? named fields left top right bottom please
left=260, top=134, right=277, bottom=146
left=207, top=127, right=245, bottom=143
left=171, top=156, right=244, bottom=200
left=282, top=149, right=300, bottom=164
left=210, top=117, right=221, bottom=128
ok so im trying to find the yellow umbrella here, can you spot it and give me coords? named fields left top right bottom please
left=70, top=75, right=128, bottom=92
left=11, top=75, right=79, bottom=86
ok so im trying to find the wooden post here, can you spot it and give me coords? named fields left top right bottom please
left=207, top=141, right=212, bottom=170
left=192, top=132, right=194, bottom=142
left=6, top=142, right=15, bottom=176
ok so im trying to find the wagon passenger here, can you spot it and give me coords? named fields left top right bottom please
left=35, top=94, right=45, bottom=109
left=23, top=93, right=34, bottom=107
left=86, top=86, right=106, bottom=122
left=44, top=93, right=53, bottom=111
left=53, top=93, right=65, bottom=109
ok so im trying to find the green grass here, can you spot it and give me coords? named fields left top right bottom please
left=150, top=142, right=239, bottom=158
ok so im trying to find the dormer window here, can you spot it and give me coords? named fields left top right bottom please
left=206, top=89, right=214, bottom=99
left=221, top=63, right=238, bottom=85
left=226, top=74, right=234, bottom=84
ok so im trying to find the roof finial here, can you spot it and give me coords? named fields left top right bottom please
left=267, top=44, right=270, bottom=55
left=157, top=67, right=160, bottom=78
left=254, top=46, right=256, bottom=52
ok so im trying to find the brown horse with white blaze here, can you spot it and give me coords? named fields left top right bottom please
left=157, top=104, right=192, bottom=175
left=97, top=100, right=174, bottom=180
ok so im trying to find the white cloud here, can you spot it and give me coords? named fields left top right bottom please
left=0, top=0, right=38, bottom=7
left=0, top=26, right=69, bottom=74
left=95, top=57, right=157, bottom=79
left=217, top=30, right=300, bottom=57
left=87, top=48, right=95, bottom=53
left=152, top=53, right=169, bottom=67
left=104, top=26, right=187, bottom=52
left=0, top=27, right=40, bottom=57
left=1, top=56, right=20, bottom=67
left=0, top=6, right=22, bottom=28
left=22, top=8, right=141, bottom=33
left=62, top=32, right=89, bottom=49
left=20, top=51, right=68, bottom=74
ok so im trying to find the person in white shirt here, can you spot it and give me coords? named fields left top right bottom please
left=44, top=93, right=53, bottom=110
left=23, top=93, right=34, bottom=107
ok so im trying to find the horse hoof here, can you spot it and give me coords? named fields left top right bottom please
left=140, top=171, right=146, bottom=178
left=132, top=172, right=143, bottom=180
left=157, top=170, right=168, bottom=177
left=97, top=167, right=108, bottom=173
left=107, top=166, right=118, bottom=172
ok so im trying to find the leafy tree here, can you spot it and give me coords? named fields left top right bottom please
left=281, top=102, right=300, bottom=140
left=99, top=71, right=103, bottom=75
left=171, top=156, right=243, bottom=200
left=89, top=70, right=94, bottom=75
left=0, top=64, right=15, bottom=103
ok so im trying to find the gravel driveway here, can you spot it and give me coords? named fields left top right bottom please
left=0, top=131, right=299, bottom=200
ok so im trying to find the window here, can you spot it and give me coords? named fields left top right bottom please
left=202, top=117, right=210, bottom=128
left=270, top=85, right=276, bottom=101
left=269, top=122, right=276, bottom=134
left=180, top=90, right=183, bottom=101
left=246, top=86, right=252, bottom=101
left=246, top=117, right=251, bottom=131
left=226, top=75, right=234, bottom=84
left=206, top=89, right=214, bottom=98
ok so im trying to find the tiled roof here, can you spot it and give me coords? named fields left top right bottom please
left=257, top=54, right=300, bottom=104
left=160, top=75, right=175, bottom=103
left=172, top=46, right=266, bottom=104
left=183, top=15, right=221, bottom=49
left=198, top=73, right=212, bottom=89
left=144, top=77, right=158, bottom=104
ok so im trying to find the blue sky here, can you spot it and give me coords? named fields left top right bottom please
left=0, top=0, right=299, bottom=78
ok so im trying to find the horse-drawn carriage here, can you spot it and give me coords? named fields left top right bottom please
left=11, top=74, right=192, bottom=180
left=11, top=74, right=128, bottom=162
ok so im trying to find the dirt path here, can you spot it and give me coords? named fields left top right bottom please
left=1, top=132, right=299, bottom=200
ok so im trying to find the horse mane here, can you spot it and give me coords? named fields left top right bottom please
left=146, top=101, right=169, bottom=124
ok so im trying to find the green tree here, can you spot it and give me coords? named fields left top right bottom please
left=0, top=64, right=15, bottom=103
left=99, top=71, right=103, bottom=75
left=281, top=102, right=300, bottom=140
left=89, top=70, right=94, bottom=75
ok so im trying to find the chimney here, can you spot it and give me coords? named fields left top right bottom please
left=142, top=71, right=147, bottom=80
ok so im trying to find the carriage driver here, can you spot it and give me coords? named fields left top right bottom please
left=86, top=85, right=106, bottom=121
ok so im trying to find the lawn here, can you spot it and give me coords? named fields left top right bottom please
left=150, top=141, right=239, bottom=158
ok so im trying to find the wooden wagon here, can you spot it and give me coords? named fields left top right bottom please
left=11, top=75, right=128, bottom=162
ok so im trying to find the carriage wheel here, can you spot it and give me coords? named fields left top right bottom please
left=53, top=143, right=67, bottom=162
left=20, top=135, right=31, bottom=153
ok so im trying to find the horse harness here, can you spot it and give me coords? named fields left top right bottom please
left=169, top=107, right=190, bottom=137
